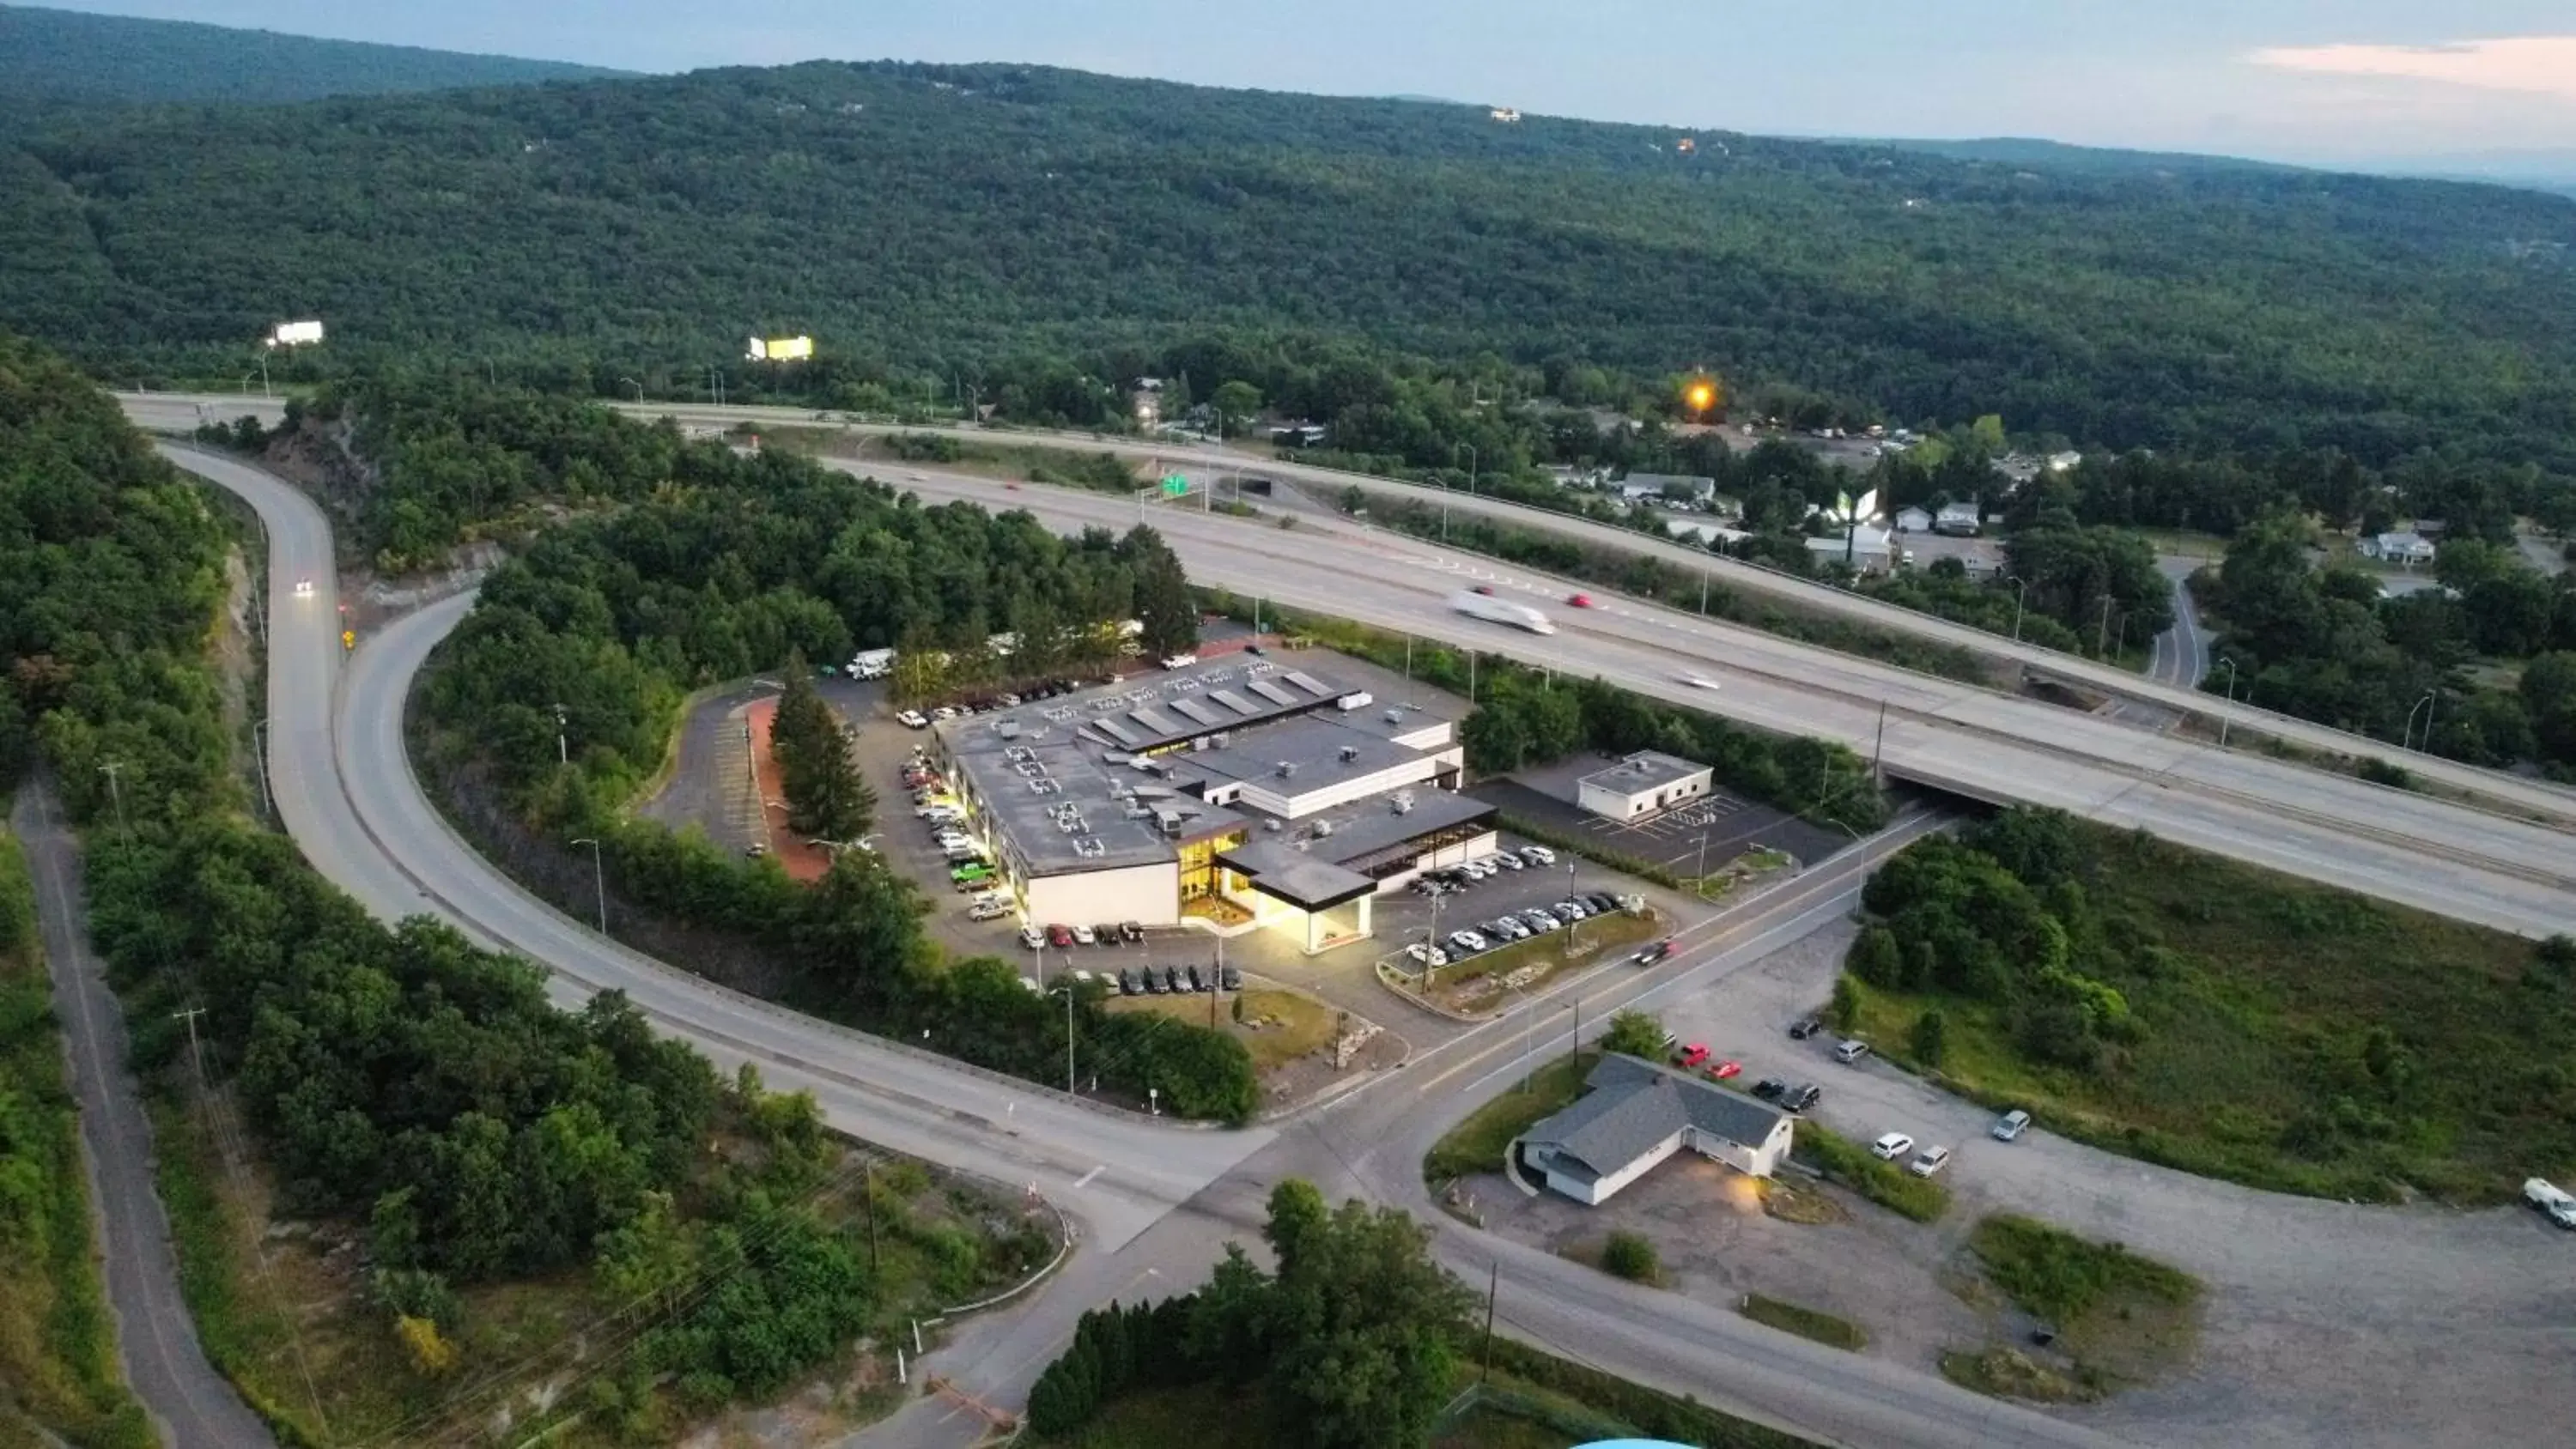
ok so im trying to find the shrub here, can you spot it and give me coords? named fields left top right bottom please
left=1600, top=1231, right=1659, bottom=1283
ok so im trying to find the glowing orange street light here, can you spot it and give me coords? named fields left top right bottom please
left=1685, top=380, right=1716, bottom=415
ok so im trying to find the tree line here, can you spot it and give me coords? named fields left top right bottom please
left=7, top=56, right=2574, bottom=482
left=1, top=330, right=1043, bottom=1435
left=391, top=386, right=1252, bottom=1119
left=2198, top=514, right=2576, bottom=772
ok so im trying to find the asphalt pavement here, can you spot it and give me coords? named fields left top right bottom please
left=16, top=781, right=276, bottom=1449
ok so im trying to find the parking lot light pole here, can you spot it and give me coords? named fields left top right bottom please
left=569, top=837, right=606, bottom=933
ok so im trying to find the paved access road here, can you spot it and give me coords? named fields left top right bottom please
left=161, top=444, right=1275, bottom=1254
left=866, top=470, right=2576, bottom=937
left=16, top=781, right=277, bottom=1449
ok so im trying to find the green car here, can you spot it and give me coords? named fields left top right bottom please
left=950, top=862, right=993, bottom=887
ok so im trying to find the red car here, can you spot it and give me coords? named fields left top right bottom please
left=1045, top=923, right=1074, bottom=948
left=1674, top=1042, right=1710, bottom=1070
left=1470, top=585, right=1494, bottom=595
left=1707, top=1059, right=1743, bottom=1081
left=1567, top=592, right=1594, bottom=608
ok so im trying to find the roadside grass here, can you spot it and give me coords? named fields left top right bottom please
left=1422, top=1052, right=1597, bottom=1185
left=1105, top=986, right=1337, bottom=1072
left=1939, top=1346, right=2099, bottom=1404
left=1791, top=1124, right=1950, bottom=1222
left=1428, top=911, right=1663, bottom=1016
left=0, top=825, right=153, bottom=1449
left=1967, top=1214, right=2202, bottom=1386
left=150, top=1085, right=1034, bottom=1448
left=1038, top=1384, right=1274, bottom=1449
left=1849, top=819, right=2576, bottom=1203
left=1738, top=1294, right=1868, bottom=1351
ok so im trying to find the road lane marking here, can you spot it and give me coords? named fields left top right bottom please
left=1073, top=1164, right=1105, bottom=1189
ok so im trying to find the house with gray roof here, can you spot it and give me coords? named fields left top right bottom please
left=1518, top=1054, right=1794, bottom=1205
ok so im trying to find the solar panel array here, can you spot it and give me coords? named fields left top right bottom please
left=1210, top=689, right=1260, bottom=716
left=1249, top=678, right=1297, bottom=706
left=1285, top=670, right=1334, bottom=696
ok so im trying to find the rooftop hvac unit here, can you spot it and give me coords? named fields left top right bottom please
left=1275, top=761, right=1297, bottom=779
left=1383, top=709, right=1403, bottom=724
left=1212, top=732, right=1230, bottom=749
left=1338, top=745, right=1360, bottom=763
left=1313, top=819, right=1334, bottom=838
left=1393, top=797, right=1413, bottom=814
left=1265, top=818, right=1284, bottom=832
left=996, top=721, right=1021, bottom=740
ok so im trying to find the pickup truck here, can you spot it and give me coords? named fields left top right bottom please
left=2524, top=1177, right=2576, bottom=1229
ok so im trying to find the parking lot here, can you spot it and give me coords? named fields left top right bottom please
left=1473, top=764, right=1848, bottom=876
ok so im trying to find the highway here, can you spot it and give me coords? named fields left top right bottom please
left=606, top=397, right=2576, bottom=825
left=859, top=466, right=2576, bottom=937
left=156, top=435, right=2156, bottom=1449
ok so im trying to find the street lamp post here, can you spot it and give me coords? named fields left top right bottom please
left=553, top=703, right=568, bottom=766
left=2403, top=690, right=2438, bottom=754
left=1457, top=442, right=1478, bottom=500
left=2215, top=658, right=2239, bottom=748
left=2005, top=574, right=2030, bottom=644
left=570, top=837, right=607, bottom=933
left=251, top=718, right=273, bottom=821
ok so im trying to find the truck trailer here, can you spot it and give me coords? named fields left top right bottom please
left=1448, top=590, right=1557, bottom=634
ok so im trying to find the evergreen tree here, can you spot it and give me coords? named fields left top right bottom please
left=769, top=658, right=873, bottom=842
left=1124, top=525, right=1199, bottom=658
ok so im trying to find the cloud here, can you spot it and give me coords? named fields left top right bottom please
left=2250, top=35, right=2576, bottom=100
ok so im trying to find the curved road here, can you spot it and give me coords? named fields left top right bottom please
left=149, top=433, right=2575, bottom=1449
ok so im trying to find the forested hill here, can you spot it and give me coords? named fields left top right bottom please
left=0, top=3, right=622, bottom=107
left=6, top=58, right=2575, bottom=469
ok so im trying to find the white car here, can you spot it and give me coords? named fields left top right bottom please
left=293, top=577, right=315, bottom=597
left=1991, top=1109, right=2032, bottom=1142
left=1908, top=1146, right=1953, bottom=1178
left=896, top=709, right=930, bottom=729
left=2525, top=1177, right=2576, bottom=1229
left=1870, top=1131, right=1916, bottom=1161
left=1071, top=924, right=1097, bottom=946
left=967, top=899, right=1009, bottom=921
left=1680, top=673, right=1722, bottom=690
left=1019, top=925, right=1046, bottom=950
left=1161, top=653, right=1199, bottom=670
left=1519, top=845, right=1556, bottom=866
left=1493, top=851, right=1527, bottom=870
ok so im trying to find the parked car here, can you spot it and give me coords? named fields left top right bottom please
left=1520, top=845, right=1556, bottom=866
left=1833, top=1039, right=1872, bottom=1065
left=1071, top=924, right=1097, bottom=946
left=1488, top=917, right=1527, bottom=942
left=1991, top=1109, right=2032, bottom=1143
left=1908, top=1146, right=1953, bottom=1178
left=1218, top=966, right=1242, bottom=991
left=1143, top=968, right=1168, bottom=995
left=1092, top=924, right=1121, bottom=946
left=1163, top=966, right=1187, bottom=993
left=1522, top=909, right=1562, bottom=933
left=1584, top=892, right=1619, bottom=913
left=1871, top=1132, right=1916, bottom=1161
left=1778, top=1083, right=1820, bottom=1113
left=1674, top=1042, right=1711, bottom=1070
left=1635, top=939, right=1675, bottom=964
left=1706, top=1059, right=1742, bottom=1081
left=2525, top=1177, right=2576, bottom=1228
left=1449, top=930, right=1488, bottom=954
left=967, top=899, right=1009, bottom=921
left=1750, top=1077, right=1788, bottom=1101
left=896, top=709, right=930, bottom=729
left=1554, top=898, right=1590, bottom=919
left=1566, top=592, right=1594, bottom=608
left=1021, top=926, right=1046, bottom=950
left=1119, top=921, right=1145, bottom=943
left=1046, top=924, right=1074, bottom=948
left=1183, top=965, right=1206, bottom=993
left=1118, top=969, right=1141, bottom=996
left=1493, top=851, right=1527, bottom=870
left=1787, top=1016, right=1823, bottom=1040
left=950, top=865, right=993, bottom=888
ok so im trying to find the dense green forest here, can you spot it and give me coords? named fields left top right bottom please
left=1, top=330, right=1039, bottom=1438
left=1843, top=808, right=2576, bottom=1201
left=0, top=3, right=618, bottom=111
left=4, top=57, right=2573, bottom=476
left=376, top=385, right=1256, bottom=1119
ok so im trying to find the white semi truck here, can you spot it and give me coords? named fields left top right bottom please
left=1448, top=590, right=1556, bottom=634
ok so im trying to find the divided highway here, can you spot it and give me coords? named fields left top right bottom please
left=865, top=468, right=2576, bottom=937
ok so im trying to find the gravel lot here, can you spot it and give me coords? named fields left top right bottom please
left=1483, top=919, right=2576, bottom=1448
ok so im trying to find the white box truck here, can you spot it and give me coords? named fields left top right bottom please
left=848, top=648, right=896, bottom=680
left=1448, top=590, right=1556, bottom=634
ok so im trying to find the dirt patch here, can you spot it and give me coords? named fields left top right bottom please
left=740, top=696, right=830, bottom=882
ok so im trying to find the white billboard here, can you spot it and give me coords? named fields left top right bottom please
left=746, top=334, right=814, bottom=361
left=268, top=319, right=325, bottom=348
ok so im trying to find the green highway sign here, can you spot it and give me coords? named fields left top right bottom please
left=1162, top=475, right=1189, bottom=495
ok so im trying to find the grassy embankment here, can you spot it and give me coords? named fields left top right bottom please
left=0, top=819, right=153, bottom=1449
left=1849, top=819, right=2576, bottom=1203
left=1941, top=1214, right=2202, bottom=1403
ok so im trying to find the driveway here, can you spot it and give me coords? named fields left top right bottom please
left=1653, top=919, right=2576, bottom=1449
left=16, top=780, right=276, bottom=1449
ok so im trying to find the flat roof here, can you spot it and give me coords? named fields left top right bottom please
left=1172, top=716, right=1419, bottom=789
left=1578, top=750, right=1711, bottom=797
left=1216, top=840, right=1377, bottom=912
left=1302, top=791, right=1494, bottom=872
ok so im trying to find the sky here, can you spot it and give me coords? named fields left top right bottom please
left=39, top=0, right=2576, bottom=173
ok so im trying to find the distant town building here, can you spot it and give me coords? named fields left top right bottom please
left=1893, top=506, right=1934, bottom=534
left=1577, top=752, right=1713, bottom=822
left=2361, top=530, right=2437, bottom=567
left=1934, top=501, right=1982, bottom=537
left=1807, top=524, right=1895, bottom=570
left=1520, top=1055, right=1795, bottom=1205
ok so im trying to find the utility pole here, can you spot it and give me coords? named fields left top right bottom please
left=1480, top=1262, right=1499, bottom=1383
left=172, top=1007, right=208, bottom=1082
left=99, top=761, right=128, bottom=839
left=1569, top=995, right=1581, bottom=1073
left=2216, top=658, right=2239, bottom=749
left=1068, top=978, right=1078, bottom=1094
left=2097, top=595, right=2114, bottom=657
left=1699, top=569, right=1710, bottom=615
left=554, top=703, right=568, bottom=766
left=1872, top=700, right=1888, bottom=784
left=863, top=1161, right=880, bottom=1276
left=571, top=837, right=607, bottom=933
left=2006, top=574, right=2029, bottom=644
